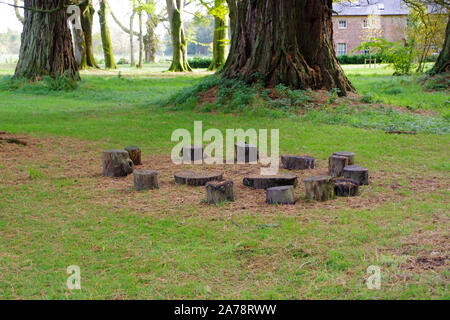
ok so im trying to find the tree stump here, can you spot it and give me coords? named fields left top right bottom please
left=302, top=176, right=335, bottom=201
left=266, top=186, right=295, bottom=205
left=125, top=145, right=142, bottom=166
left=281, top=155, right=316, bottom=170
left=333, top=178, right=360, bottom=197
left=102, top=150, right=134, bottom=177
left=333, top=151, right=355, bottom=165
left=134, top=170, right=159, bottom=191
left=343, top=165, right=369, bottom=186
left=328, top=155, right=348, bottom=177
left=206, top=180, right=235, bottom=204
left=235, top=143, right=258, bottom=163
left=181, top=145, right=205, bottom=162
left=243, top=174, right=298, bottom=189
left=174, top=171, right=223, bottom=186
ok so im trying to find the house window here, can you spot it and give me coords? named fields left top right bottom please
left=338, top=20, right=347, bottom=29
left=337, top=43, right=347, bottom=56
left=363, top=19, right=369, bottom=29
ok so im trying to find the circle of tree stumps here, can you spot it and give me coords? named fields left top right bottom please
left=302, top=176, right=335, bottom=202
left=281, top=155, right=316, bottom=170
left=343, top=165, right=369, bottom=186
left=333, top=178, right=360, bottom=197
left=174, top=171, right=223, bottom=186
left=134, top=170, right=159, bottom=191
left=266, top=186, right=295, bottom=205
left=125, top=146, right=142, bottom=166
left=206, top=180, right=235, bottom=205
left=243, top=174, right=298, bottom=190
left=102, top=150, right=134, bottom=178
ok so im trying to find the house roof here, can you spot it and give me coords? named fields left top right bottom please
left=333, top=0, right=410, bottom=16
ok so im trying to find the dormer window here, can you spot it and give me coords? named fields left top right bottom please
left=338, top=20, right=347, bottom=29
left=378, top=3, right=385, bottom=10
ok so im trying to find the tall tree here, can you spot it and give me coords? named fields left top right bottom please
left=14, top=0, right=24, bottom=23
left=99, top=0, right=117, bottom=69
left=221, top=0, right=353, bottom=95
left=199, top=0, right=228, bottom=71
left=15, top=0, right=79, bottom=81
left=79, top=0, right=99, bottom=68
left=109, top=4, right=138, bottom=66
left=166, top=0, right=192, bottom=71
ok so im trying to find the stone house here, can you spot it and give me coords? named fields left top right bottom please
left=332, top=0, right=410, bottom=56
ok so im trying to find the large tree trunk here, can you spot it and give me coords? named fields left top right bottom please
left=71, top=26, right=85, bottom=68
left=15, top=0, right=79, bottom=81
left=166, top=0, right=192, bottom=72
left=221, top=0, right=354, bottom=95
left=226, top=0, right=237, bottom=39
left=208, top=2, right=227, bottom=71
left=99, top=0, right=117, bottom=69
left=80, top=1, right=98, bottom=69
left=431, top=17, right=450, bottom=74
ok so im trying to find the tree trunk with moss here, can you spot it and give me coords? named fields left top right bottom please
left=144, top=12, right=157, bottom=63
left=15, top=0, right=80, bottom=81
left=166, top=0, right=192, bottom=72
left=221, top=0, right=353, bottom=95
left=208, top=11, right=227, bottom=70
left=431, top=17, right=450, bottom=74
left=130, top=9, right=136, bottom=66
left=99, top=0, right=117, bottom=69
left=80, top=1, right=98, bottom=68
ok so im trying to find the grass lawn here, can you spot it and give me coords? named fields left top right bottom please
left=0, top=63, right=448, bottom=299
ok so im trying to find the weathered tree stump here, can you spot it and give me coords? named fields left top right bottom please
left=266, top=186, right=295, bottom=205
left=302, top=176, right=335, bottom=201
left=125, top=145, right=142, bottom=166
left=134, top=170, right=159, bottom=191
left=281, top=155, right=316, bottom=170
left=174, top=171, right=223, bottom=186
left=343, top=165, right=369, bottom=186
left=243, top=174, right=298, bottom=189
left=328, top=155, right=348, bottom=177
left=333, top=178, right=360, bottom=197
left=102, top=150, right=134, bottom=177
left=181, top=145, right=205, bottom=162
left=206, top=180, right=235, bottom=204
left=333, top=151, right=355, bottom=165
left=235, top=143, right=258, bottom=163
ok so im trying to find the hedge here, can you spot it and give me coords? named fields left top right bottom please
left=188, top=57, right=212, bottom=69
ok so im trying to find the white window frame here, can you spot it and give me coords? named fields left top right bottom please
left=338, top=20, right=347, bottom=29
left=362, top=19, right=369, bottom=29
left=337, top=43, right=347, bottom=56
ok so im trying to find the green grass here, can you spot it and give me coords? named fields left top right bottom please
left=0, top=63, right=448, bottom=299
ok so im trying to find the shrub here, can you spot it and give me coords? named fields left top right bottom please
left=43, top=72, right=78, bottom=91
left=338, top=54, right=384, bottom=65
left=117, top=58, right=129, bottom=65
left=188, top=57, right=212, bottom=69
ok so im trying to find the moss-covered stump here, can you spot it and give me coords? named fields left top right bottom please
left=333, top=178, right=359, bottom=197
left=343, top=165, right=369, bottom=186
left=266, top=186, right=295, bottom=205
left=235, top=143, right=258, bottom=163
left=134, top=170, right=159, bottom=191
left=181, top=145, right=205, bottom=163
left=303, top=176, right=335, bottom=202
left=174, top=171, right=223, bottom=186
left=328, top=155, right=348, bottom=178
left=333, top=151, right=355, bottom=165
left=243, top=174, right=298, bottom=190
left=102, top=150, right=134, bottom=177
left=281, top=155, right=316, bottom=170
left=206, top=180, right=235, bottom=204
left=125, top=145, right=142, bottom=166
